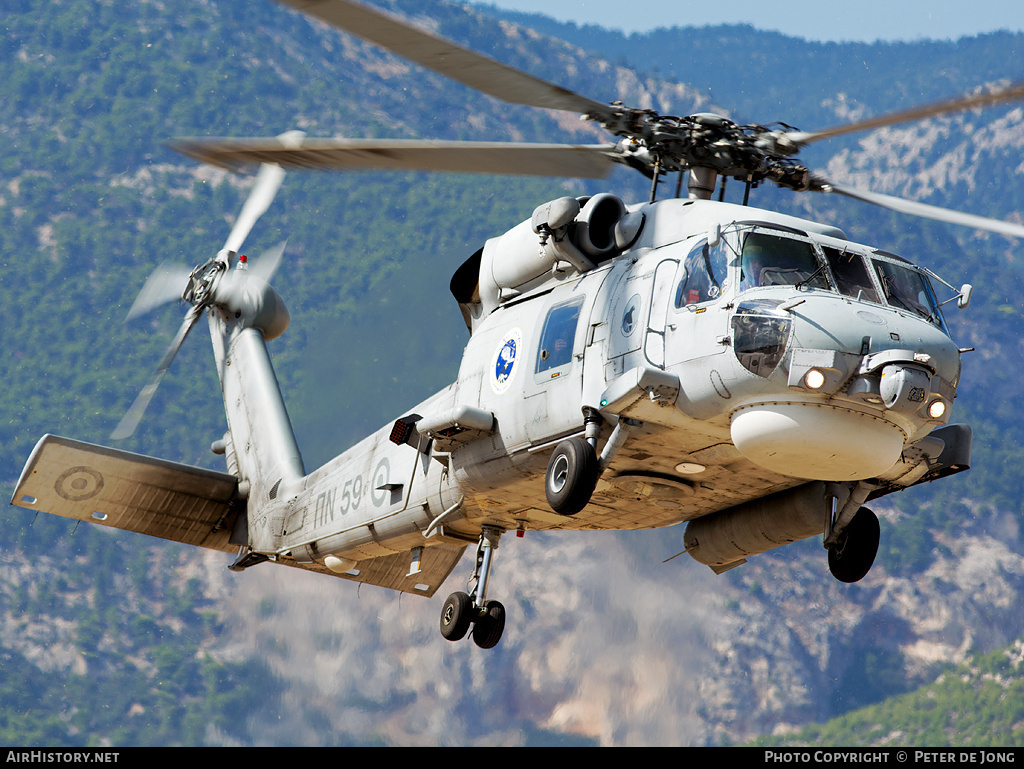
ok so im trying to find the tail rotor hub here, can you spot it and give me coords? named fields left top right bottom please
left=183, top=258, right=227, bottom=308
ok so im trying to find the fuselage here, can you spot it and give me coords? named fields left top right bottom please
left=249, top=196, right=963, bottom=576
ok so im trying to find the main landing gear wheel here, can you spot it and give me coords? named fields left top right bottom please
left=471, top=600, right=506, bottom=649
left=546, top=436, right=599, bottom=515
left=439, top=526, right=508, bottom=649
left=828, top=506, right=880, bottom=583
left=440, top=591, right=473, bottom=641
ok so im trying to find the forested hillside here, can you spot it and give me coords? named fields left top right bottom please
left=755, top=641, right=1024, bottom=746
left=3, top=0, right=1024, bottom=746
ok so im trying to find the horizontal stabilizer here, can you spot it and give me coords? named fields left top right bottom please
left=283, top=545, right=467, bottom=598
left=11, top=435, right=242, bottom=553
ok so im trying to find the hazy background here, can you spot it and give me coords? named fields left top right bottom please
left=474, top=0, right=1024, bottom=41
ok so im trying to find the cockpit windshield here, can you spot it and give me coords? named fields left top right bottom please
left=734, top=227, right=948, bottom=330
left=822, top=246, right=880, bottom=303
left=739, top=232, right=828, bottom=291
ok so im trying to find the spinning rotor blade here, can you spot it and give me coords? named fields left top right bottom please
left=250, top=240, right=288, bottom=282
left=784, top=80, right=1024, bottom=149
left=277, top=0, right=614, bottom=121
left=116, top=161, right=290, bottom=439
left=125, top=262, right=193, bottom=321
left=111, top=306, right=203, bottom=440
left=168, top=137, right=618, bottom=178
left=224, top=162, right=286, bottom=254
left=816, top=180, right=1024, bottom=240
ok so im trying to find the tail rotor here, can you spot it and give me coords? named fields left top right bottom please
left=112, top=156, right=292, bottom=440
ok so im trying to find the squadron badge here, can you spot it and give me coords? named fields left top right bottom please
left=491, top=328, right=523, bottom=394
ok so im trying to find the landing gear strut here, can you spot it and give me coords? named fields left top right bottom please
left=439, top=526, right=506, bottom=649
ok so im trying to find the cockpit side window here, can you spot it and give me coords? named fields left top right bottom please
left=872, top=259, right=944, bottom=327
left=740, top=232, right=828, bottom=291
left=822, top=246, right=880, bottom=303
left=674, top=239, right=728, bottom=307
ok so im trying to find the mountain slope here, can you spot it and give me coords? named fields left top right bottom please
left=757, top=640, right=1024, bottom=746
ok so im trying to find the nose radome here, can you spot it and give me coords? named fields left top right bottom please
left=730, top=403, right=905, bottom=481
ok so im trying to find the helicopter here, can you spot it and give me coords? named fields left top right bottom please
left=11, top=0, right=1024, bottom=651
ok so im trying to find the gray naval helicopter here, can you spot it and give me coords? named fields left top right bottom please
left=13, top=0, right=1024, bottom=649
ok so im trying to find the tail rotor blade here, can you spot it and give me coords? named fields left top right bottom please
left=111, top=306, right=203, bottom=440
left=223, top=163, right=286, bottom=255
left=125, top=262, right=193, bottom=321
left=249, top=240, right=288, bottom=282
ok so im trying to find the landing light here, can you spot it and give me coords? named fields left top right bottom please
left=804, top=369, right=826, bottom=389
left=928, top=399, right=947, bottom=419
left=675, top=462, right=707, bottom=475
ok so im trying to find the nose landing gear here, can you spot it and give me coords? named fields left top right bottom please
left=439, top=526, right=506, bottom=649
left=827, top=506, right=880, bottom=583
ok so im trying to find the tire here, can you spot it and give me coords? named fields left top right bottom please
left=545, top=437, right=599, bottom=515
left=828, top=507, right=880, bottom=584
left=471, top=600, right=506, bottom=649
left=440, top=591, right=473, bottom=641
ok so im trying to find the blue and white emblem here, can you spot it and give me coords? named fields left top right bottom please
left=490, top=328, right=523, bottom=395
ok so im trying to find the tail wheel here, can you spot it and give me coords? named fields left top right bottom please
left=828, top=506, right=880, bottom=583
left=545, top=437, right=599, bottom=515
left=440, top=591, right=473, bottom=641
left=471, top=600, right=506, bottom=649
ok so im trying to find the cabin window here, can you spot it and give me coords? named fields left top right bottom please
left=536, top=297, right=583, bottom=375
left=675, top=240, right=728, bottom=307
left=739, top=233, right=827, bottom=291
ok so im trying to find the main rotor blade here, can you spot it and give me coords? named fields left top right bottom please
left=787, top=80, right=1024, bottom=148
left=223, top=162, right=286, bottom=255
left=168, top=137, right=619, bottom=179
left=111, top=306, right=203, bottom=440
left=818, top=180, right=1024, bottom=239
left=277, top=0, right=614, bottom=121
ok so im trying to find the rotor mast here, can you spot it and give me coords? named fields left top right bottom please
left=687, top=167, right=718, bottom=201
